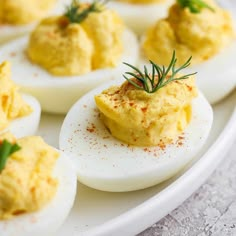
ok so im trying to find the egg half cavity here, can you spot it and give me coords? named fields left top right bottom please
left=0, top=150, right=77, bottom=236
left=59, top=80, right=213, bottom=192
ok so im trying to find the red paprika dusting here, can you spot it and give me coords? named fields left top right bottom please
left=141, top=107, right=147, bottom=113
left=86, top=122, right=96, bottom=133
left=176, top=135, right=185, bottom=147
left=186, top=85, right=193, bottom=91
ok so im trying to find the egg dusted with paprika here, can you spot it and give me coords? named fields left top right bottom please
left=95, top=72, right=197, bottom=146
left=27, top=1, right=124, bottom=76
left=59, top=53, right=213, bottom=192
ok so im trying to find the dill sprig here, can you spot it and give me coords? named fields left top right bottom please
left=177, top=0, right=215, bottom=13
left=0, top=140, right=21, bottom=173
left=64, top=0, right=108, bottom=24
left=123, top=51, right=197, bottom=94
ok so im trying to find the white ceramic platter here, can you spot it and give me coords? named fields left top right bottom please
left=1, top=0, right=235, bottom=235
left=36, top=90, right=236, bottom=236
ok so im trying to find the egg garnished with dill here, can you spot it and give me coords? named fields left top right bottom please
left=0, top=0, right=139, bottom=114
left=0, top=61, right=41, bottom=138
left=140, top=0, right=236, bottom=104
left=59, top=52, right=213, bottom=192
left=0, top=132, right=77, bottom=236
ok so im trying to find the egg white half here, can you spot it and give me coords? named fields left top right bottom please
left=139, top=39, right=236, bottom=104
left=0, top=29, right=139, bottom=114
left=79, top=0, right=175, bottom=35
left=0, top=150, right=77, bottom=236
left=59, top=80, right=213, bottom=192
left=1, top=94, right=41, bottom=138
left=0, top=24, right=33, bottom=46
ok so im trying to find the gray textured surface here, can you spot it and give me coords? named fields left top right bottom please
left=139, top=139, right=236, bottom=236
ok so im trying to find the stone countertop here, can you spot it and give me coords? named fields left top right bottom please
left=139, top=139, right=236, bottom=236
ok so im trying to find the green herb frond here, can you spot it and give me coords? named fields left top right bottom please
left=0, top=140, right=21, bottom=173
left=123, top=51, right=197, bottom=94
left=65, top=0, right=109, bottom=24
left=177, top=0, right=215, bottom=13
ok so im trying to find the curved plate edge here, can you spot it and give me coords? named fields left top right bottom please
left=83, top=104, right=236, bottom=236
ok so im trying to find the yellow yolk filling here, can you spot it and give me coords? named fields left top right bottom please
left=0, top=62, right=32, bottom=131
left=95, top=76, right=197, bottom=146
left=0, top=0, right=56, bottom=25
left=143, top=0, right=234, bottom=66
left=27, top=5, right=124, bottom=76
left=0, top=133, right=59, bottom=220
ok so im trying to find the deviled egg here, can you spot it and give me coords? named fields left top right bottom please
left=0, top=132, right=77, bottom=236
left=0, top=0, right=139, bottom=114
left=0, top=61, right=41, bottom=138
left=59, top=53, right=213, bottom=192
left=139, top=0, right=236, bottom=104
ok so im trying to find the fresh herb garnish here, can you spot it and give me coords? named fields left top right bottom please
left=0, top=140, right=21, bottom=173
left=123, top=51, right=197, bottom=94
left=177, top=0, right=214, bottom=13
left=65, top=0, right=108, bottom=24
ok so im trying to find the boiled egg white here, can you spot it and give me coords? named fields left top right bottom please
left=0, top=29, right=139, bottom=114
left=0, top=24, right=33, bottom=46
left=96, top=0, right=175, bottom=35
left=1, top=94, right=41, bottom=138
left=59, top=80, right=213, bottom=192
left=139, top=39, right=236, bottom=104
left=0, top=150, right=77, bottom=236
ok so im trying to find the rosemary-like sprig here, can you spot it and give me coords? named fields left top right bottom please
left=123, top=51, right=197, bottom=94
left=0, top=140, right=21, bottom=173
left=177, top=0, right=215, bottom=13
left=65, top=0, right=108, bottom=24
